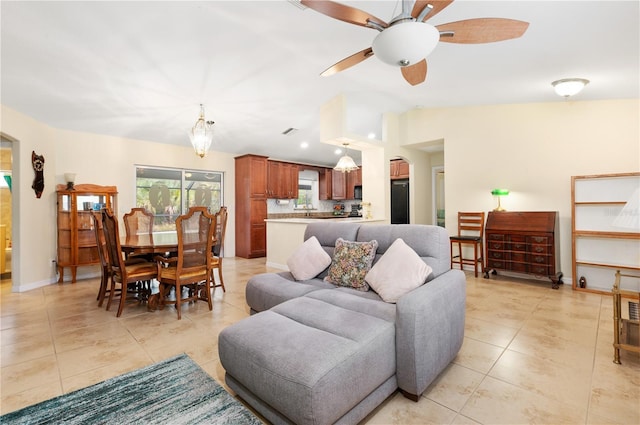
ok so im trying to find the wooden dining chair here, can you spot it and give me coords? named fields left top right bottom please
left=92, top=212, right=113, bottom=307
left=450, top=212, right=486, bottom=278
left=210, top=206, right=228, bottom=292
left=123, top=207, right=154, bottom=236
left=101, top=208, right=158, bottom=317
left=156, top=206, right=215, bottom=319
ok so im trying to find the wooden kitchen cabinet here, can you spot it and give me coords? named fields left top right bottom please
left=331, top=169, right=347, bottom=200
left=267, top=160, right=299, bottom=199
left=346, top=168, right=362, bottom=200
left=390, top=159, right=409, bottom=180
left=56, top=183, right=118, bottom=283
left=319, top=168, right=333, bottom=200
left=235, top=154, right=268, bottom=258
left=484, top=211, right=562, bottom=288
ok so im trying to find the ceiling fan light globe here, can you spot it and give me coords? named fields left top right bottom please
left=372, top=22, right=439, bottom=67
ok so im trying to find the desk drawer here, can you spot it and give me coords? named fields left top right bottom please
left=488, top=260, right=505, bottom=269
left=529, top=264, right=549, bottom=275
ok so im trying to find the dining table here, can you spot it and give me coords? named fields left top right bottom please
left=120, top=231, right=218, bottom=257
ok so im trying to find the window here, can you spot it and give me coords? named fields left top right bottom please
left=135, top=166, right=223, bottom=231
left=296, top=180, right=313, bottom=209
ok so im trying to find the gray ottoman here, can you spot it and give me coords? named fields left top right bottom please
left=218, top=296, right=397, bottom=425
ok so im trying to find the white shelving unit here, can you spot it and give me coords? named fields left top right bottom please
left=571, top=172, right=640, bottom=294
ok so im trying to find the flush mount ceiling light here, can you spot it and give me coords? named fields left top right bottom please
left=551, top=78, right=590, bottom=97
left=188, top=104, right=215, bottom=158
left=334, top=143, right=359, bottom=173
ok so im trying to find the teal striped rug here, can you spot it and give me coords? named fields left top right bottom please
left=1, top=354, right=262, bottom=424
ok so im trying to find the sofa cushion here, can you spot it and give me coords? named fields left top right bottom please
left=287, top=236, right=332, bottom=281
left=365, top=238, right=433, bottom=303
left=324, top=238, right=378, bottom=291
left=357, top=224, right=451, bottom=280
left=218, top=296, right=396, bottom=425
left=245, top=272, right=333, bottom=313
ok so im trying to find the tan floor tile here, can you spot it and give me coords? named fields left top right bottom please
left=461, top=376, right=587, bottom=424
left=424, top=363, right=484, bottom=412
left=464, top=317, right=518, bottom=348
left=52, top=320, right=131, bottom=353
left=1, top=354, right=60, bottom=396
left=56, top=334, right=147, bottom=378
left=489, top=348, right=592, bottom=409
left=0, top=380, right=63, bottom=415
left=1, top=332, right=55, bottom=366
left=366, top=392, right=457, bottom=425
left=453, top=337, right=504, bottom=374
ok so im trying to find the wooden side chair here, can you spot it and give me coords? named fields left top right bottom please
left=101, top=208, right=158, bottom=317
left=156, top=206, right=215, bottom=319
left=210, top=206, right=228, bottom=292
left=450, top=212, right=486, bottom=278
left=123, top=207, right=154, bottom=236
left=92, top=212, right=113, bottom=307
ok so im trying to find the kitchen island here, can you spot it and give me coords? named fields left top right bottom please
left=265, top=216, right=385, bottom=269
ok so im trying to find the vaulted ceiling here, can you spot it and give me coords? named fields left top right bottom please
left=2, top=1, right=638, bottom=166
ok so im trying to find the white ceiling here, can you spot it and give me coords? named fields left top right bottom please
left=1, top=1, right=638, bottom=166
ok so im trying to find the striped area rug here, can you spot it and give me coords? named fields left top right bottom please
left=1, top=354, right=262, bottom=424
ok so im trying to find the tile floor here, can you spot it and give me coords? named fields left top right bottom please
left=1, top=258, right=639, bottom=424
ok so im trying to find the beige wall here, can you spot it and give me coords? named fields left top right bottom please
left=2, top=105, right=235, bottom=291
left=400, top=99, right=640, bottom=283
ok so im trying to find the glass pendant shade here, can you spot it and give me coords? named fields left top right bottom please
left=372, top=22, right=440, bottom=67
left=334, top=144, right=359, bottom=173
left=189, top=104, right=215, bottom=158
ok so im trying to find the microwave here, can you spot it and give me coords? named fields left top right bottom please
left=354, top=185, right=362, bottom=200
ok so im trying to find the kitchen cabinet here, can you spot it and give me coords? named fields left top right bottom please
left=267, top=160, right=299, bottom=199
left=484, top=211, right=562, bottom=289
left=56, top=183, right=118, bottom=283
left=235, top=154, right=268, bottom=258
left=331, top=169, right=347, bottom=200
left=319, top=168, right=333, bottom=200
left=346, top=168, right=362, bottom=200
left=390, top=159, right=409, bottom=180
left=571, top=172, right=640, bottom=294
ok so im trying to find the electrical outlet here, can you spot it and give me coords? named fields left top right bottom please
left=50, top=259, right=57, bottom=268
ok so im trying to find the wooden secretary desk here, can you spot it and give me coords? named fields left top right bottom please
left=56, top=184, right=118, bottom=283
left=484, top=211, right=562, bottom=288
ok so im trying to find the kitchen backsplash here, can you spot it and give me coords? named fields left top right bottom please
left=267, top=199, right=359, bottom=215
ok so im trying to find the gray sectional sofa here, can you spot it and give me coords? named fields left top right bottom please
left=219, top=222, right=466, bottom=425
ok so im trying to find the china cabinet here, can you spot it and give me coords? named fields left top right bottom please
left=56, top=183, right=118, bottom=283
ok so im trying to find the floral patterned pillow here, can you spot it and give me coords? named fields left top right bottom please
left=324, top=238, right=378, bottom=291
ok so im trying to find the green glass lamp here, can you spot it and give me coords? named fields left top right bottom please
left=491, top=189, right=509, bottom=211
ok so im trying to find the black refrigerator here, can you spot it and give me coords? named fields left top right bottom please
left=391, top=179, right=409, bottom=224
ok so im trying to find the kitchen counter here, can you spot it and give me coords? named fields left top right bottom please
left=265, top=216, right=385, bottom=269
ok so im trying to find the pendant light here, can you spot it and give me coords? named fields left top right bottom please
left=188, top=104, right=215, bottom=158
left=334, top=143, right=359, bottom=173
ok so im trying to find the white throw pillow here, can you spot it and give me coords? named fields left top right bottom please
left=287, top=236, right=332, bottom=281
left=365, top=238, right=432, bottom=303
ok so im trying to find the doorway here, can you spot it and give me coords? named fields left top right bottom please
left=0, top=137, right=13, bottom=289
left=432, top=166, right=444, bottom=227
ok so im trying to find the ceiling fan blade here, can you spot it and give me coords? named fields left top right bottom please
left=401, top=59, right=427, bottom=86
left=301, top=0, right=387, bottom=29
left=321, top=47, right=374, bottom=77
left=437, top=18, right=529, bottom=44
left=412, top=0, right=454, bottom=22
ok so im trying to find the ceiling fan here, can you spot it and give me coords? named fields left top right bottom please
left=300, top=0, right=529, bottom=85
